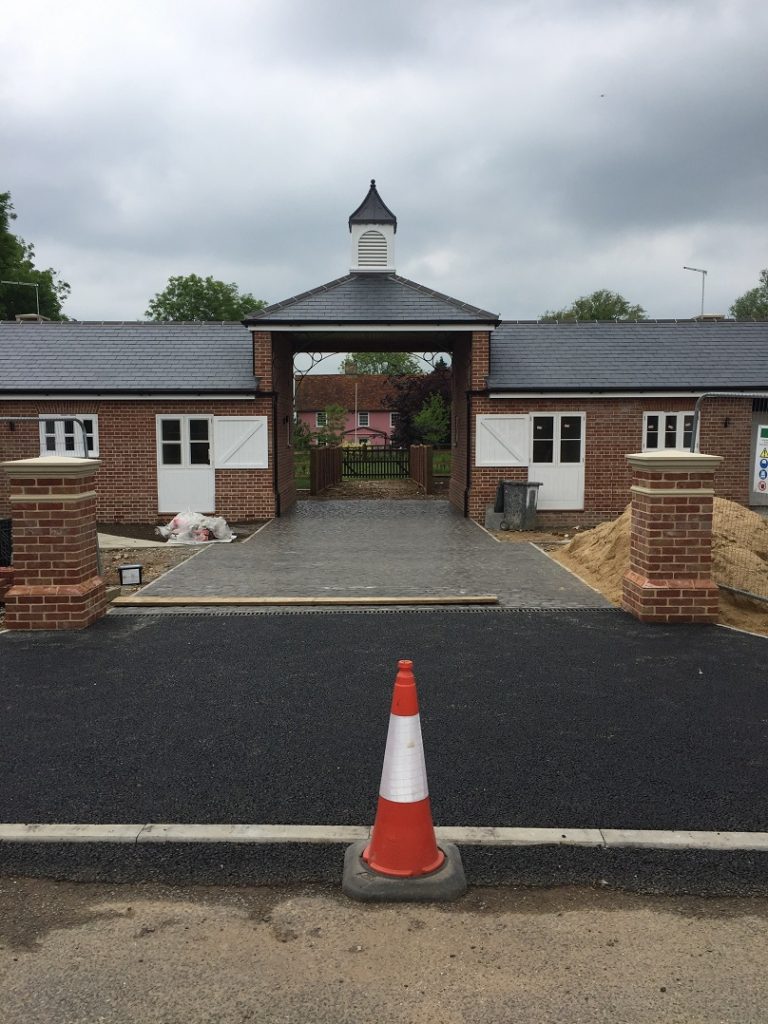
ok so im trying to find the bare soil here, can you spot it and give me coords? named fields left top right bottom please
left=547, top=499, right=768, bottom=636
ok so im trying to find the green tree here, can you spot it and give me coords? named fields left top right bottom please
left=730, top=269, right=768, bottom=320
left=412, top=392, right=450, bottom=446
left=315, top=403, right=347, bottom=446
left=292, top=418, right=313, bottom=451
left=145, top=274, right=266, bottom=321
left=346, top=352, right=423, bottom=375
left=540, top=289, right=647, bottom=322
left=387, top=365, right=452, bottom=447
left=0, top=192, right=70, bottom=320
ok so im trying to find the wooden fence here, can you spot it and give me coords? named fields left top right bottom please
left=409, top=444, right=434, bottom=494
left=309, top=446, right=342, bottom=495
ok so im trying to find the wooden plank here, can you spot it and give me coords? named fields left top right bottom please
left=112, top=595, right=499, bottom=608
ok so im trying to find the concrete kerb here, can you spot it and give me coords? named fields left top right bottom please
left=3, top=823, right=768, bottom=852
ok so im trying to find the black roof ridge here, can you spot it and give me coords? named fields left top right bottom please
left=497, top=318, right=760, bottom=326
left=245, top=274, right=355, bottom=320
left=0, top=320, right=248, bottom=327
left=390, top=274, right=499, bottom=321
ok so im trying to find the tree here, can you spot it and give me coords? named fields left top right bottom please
left=387, top=365, right=452, bottom=447
left=540, top=289, right=647, bottom=322
left=145, top=274, right=266, bottom=321
left=346, top=352, right=423, bottom=375
left=730, top=269, right=768, bottom=320
left=292, top=419, right=313, bottom=451
left=315, top=403, right=347, bottom=446
left=0, top=192, right=70, bottom=320
left=412, top=392, right=450, bottom=446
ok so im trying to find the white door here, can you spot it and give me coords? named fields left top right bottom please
left=157, top=415, right=215, bottom=513
left=529, top=413, right=585, bottom=510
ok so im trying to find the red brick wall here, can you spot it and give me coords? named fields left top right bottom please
left=3, top=460, right=107, bottom=629
left=272, top=334, right=298, bottom=514
left=0, top=398, right=277, bottom=523
left=622, top=456, right=720, bottom=623
left=466, top=395, right=753, bottom=525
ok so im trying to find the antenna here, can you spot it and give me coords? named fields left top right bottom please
left=683, top=266, right=707, bottom=317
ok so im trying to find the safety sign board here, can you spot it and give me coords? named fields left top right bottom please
left=755, top=425, right=768, bottom=492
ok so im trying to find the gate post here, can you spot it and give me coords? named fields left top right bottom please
left=1, top=456, right=107, bottom=630
left=622, top=450, right=722, bottom=624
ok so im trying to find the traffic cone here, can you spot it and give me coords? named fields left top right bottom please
left=363, top=659, right=444, bottom=877
left=342, top=659, right=466, bottom=901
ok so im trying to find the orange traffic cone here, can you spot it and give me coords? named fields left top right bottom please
left=363, top=659, right=444, bottom=877
left=342, top=659, right=466, bottom=901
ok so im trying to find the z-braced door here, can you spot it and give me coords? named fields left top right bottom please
left=529, top=413, right=585, bottom=510
left=156, top=415, right=215, bottom=513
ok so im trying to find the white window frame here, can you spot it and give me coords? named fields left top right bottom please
left=389, top=412, right=399, bottom=429
left=529, top=412, right=585, bottom=467
left=475, top=414, right=529, bottom=467
left=316, top=411, right=327, bottom=428
left=643, top=411, right=696, bottom=452
left=38, top=414, right=99, bottom=457
left=358, top=411, right=370, bottom=427
left=156, top=415, right=213, bottom=469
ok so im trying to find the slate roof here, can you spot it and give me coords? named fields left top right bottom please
left=348, top=180, right=397, bottom=231
left=0, top=321, right=256, bottom=393
left=488, top=320, right=768, bottom=391
left=245, top=273, right=499, bottom=325
left=295, top=374, right=401, bottom=412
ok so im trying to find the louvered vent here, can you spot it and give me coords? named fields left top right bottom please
left=357, top=229, right=388, bottom=267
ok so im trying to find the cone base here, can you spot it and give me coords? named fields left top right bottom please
left=342, top=840, right=467, bottom=903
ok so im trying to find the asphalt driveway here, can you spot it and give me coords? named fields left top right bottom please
left=1, top=608, right=766, bottom=832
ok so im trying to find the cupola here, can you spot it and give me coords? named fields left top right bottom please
left=348, top=179, right=396, bottom=273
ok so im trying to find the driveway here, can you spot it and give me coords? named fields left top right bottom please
left=139, top=500, right=609, bottom=608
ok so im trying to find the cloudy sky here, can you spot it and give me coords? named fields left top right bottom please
left=3, top=0, right=767, bottom=345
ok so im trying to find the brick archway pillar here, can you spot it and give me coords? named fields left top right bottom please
left=1, top=456, right=107, bottom=630
left=621, top=450, right=722, bottom=624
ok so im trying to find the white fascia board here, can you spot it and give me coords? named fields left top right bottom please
left=488, top=390, right=768, bottom=400
left=0, top=393, right=257, bottom=401
left=264, top=323, right=497, bottom=332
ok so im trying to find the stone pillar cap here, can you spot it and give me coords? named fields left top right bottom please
left=1, top=455, right=101, bottom=477
left=626, top=449, right=723, bottom=471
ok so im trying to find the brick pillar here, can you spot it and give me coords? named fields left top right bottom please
left=621, top=451, right=722, bottom=624
left=1, top=456, right=107, bottom=630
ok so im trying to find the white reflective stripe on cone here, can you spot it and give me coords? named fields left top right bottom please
left=379, top=713, right=429, bottom=803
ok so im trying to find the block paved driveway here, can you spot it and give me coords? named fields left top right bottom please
left=141, top=500, right=609, bottom=608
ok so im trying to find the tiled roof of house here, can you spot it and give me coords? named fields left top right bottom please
left=348, top=180, right=397, bottom=231
left=0, top=321, right=255, bottom=392
left=244, top=273, right=498, bottom=324
left=488, top=320, right=768, bottom=391
left=295, top=374, right=401, bottom=412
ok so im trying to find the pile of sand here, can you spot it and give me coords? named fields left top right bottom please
left=552, top=498, right=768, bottom=635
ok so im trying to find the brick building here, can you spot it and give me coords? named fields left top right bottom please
left=2, top=180, right=767, bottom=527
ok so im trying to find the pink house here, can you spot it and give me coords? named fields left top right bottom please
left=295, top=374, right=400, bottom=445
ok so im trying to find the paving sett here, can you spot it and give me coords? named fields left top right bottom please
left=139, top=499, right=609, bottom=607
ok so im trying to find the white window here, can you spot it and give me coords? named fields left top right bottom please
left=316, top=411, right=327, bottom=427
left=531, top=414, right=583, bottom=465
left=158, top=416, right=211, bottom=467
left=39, top=415, right=99, bottom=457
left=390, top=412, right=399, bottom=429
left=358, top=411, right=370, bottom=427
left=643, top=412, right=695, bottom=451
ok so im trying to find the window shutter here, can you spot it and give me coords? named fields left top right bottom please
left=213, top=417, right=268, bottom=469
left=475, top=415, right=529, bottom=467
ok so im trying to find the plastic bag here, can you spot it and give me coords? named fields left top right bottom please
left=156, top=512, right=236, bottom=544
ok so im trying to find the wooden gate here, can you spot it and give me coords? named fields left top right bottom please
left=342, top=447, right=409, bottom=479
